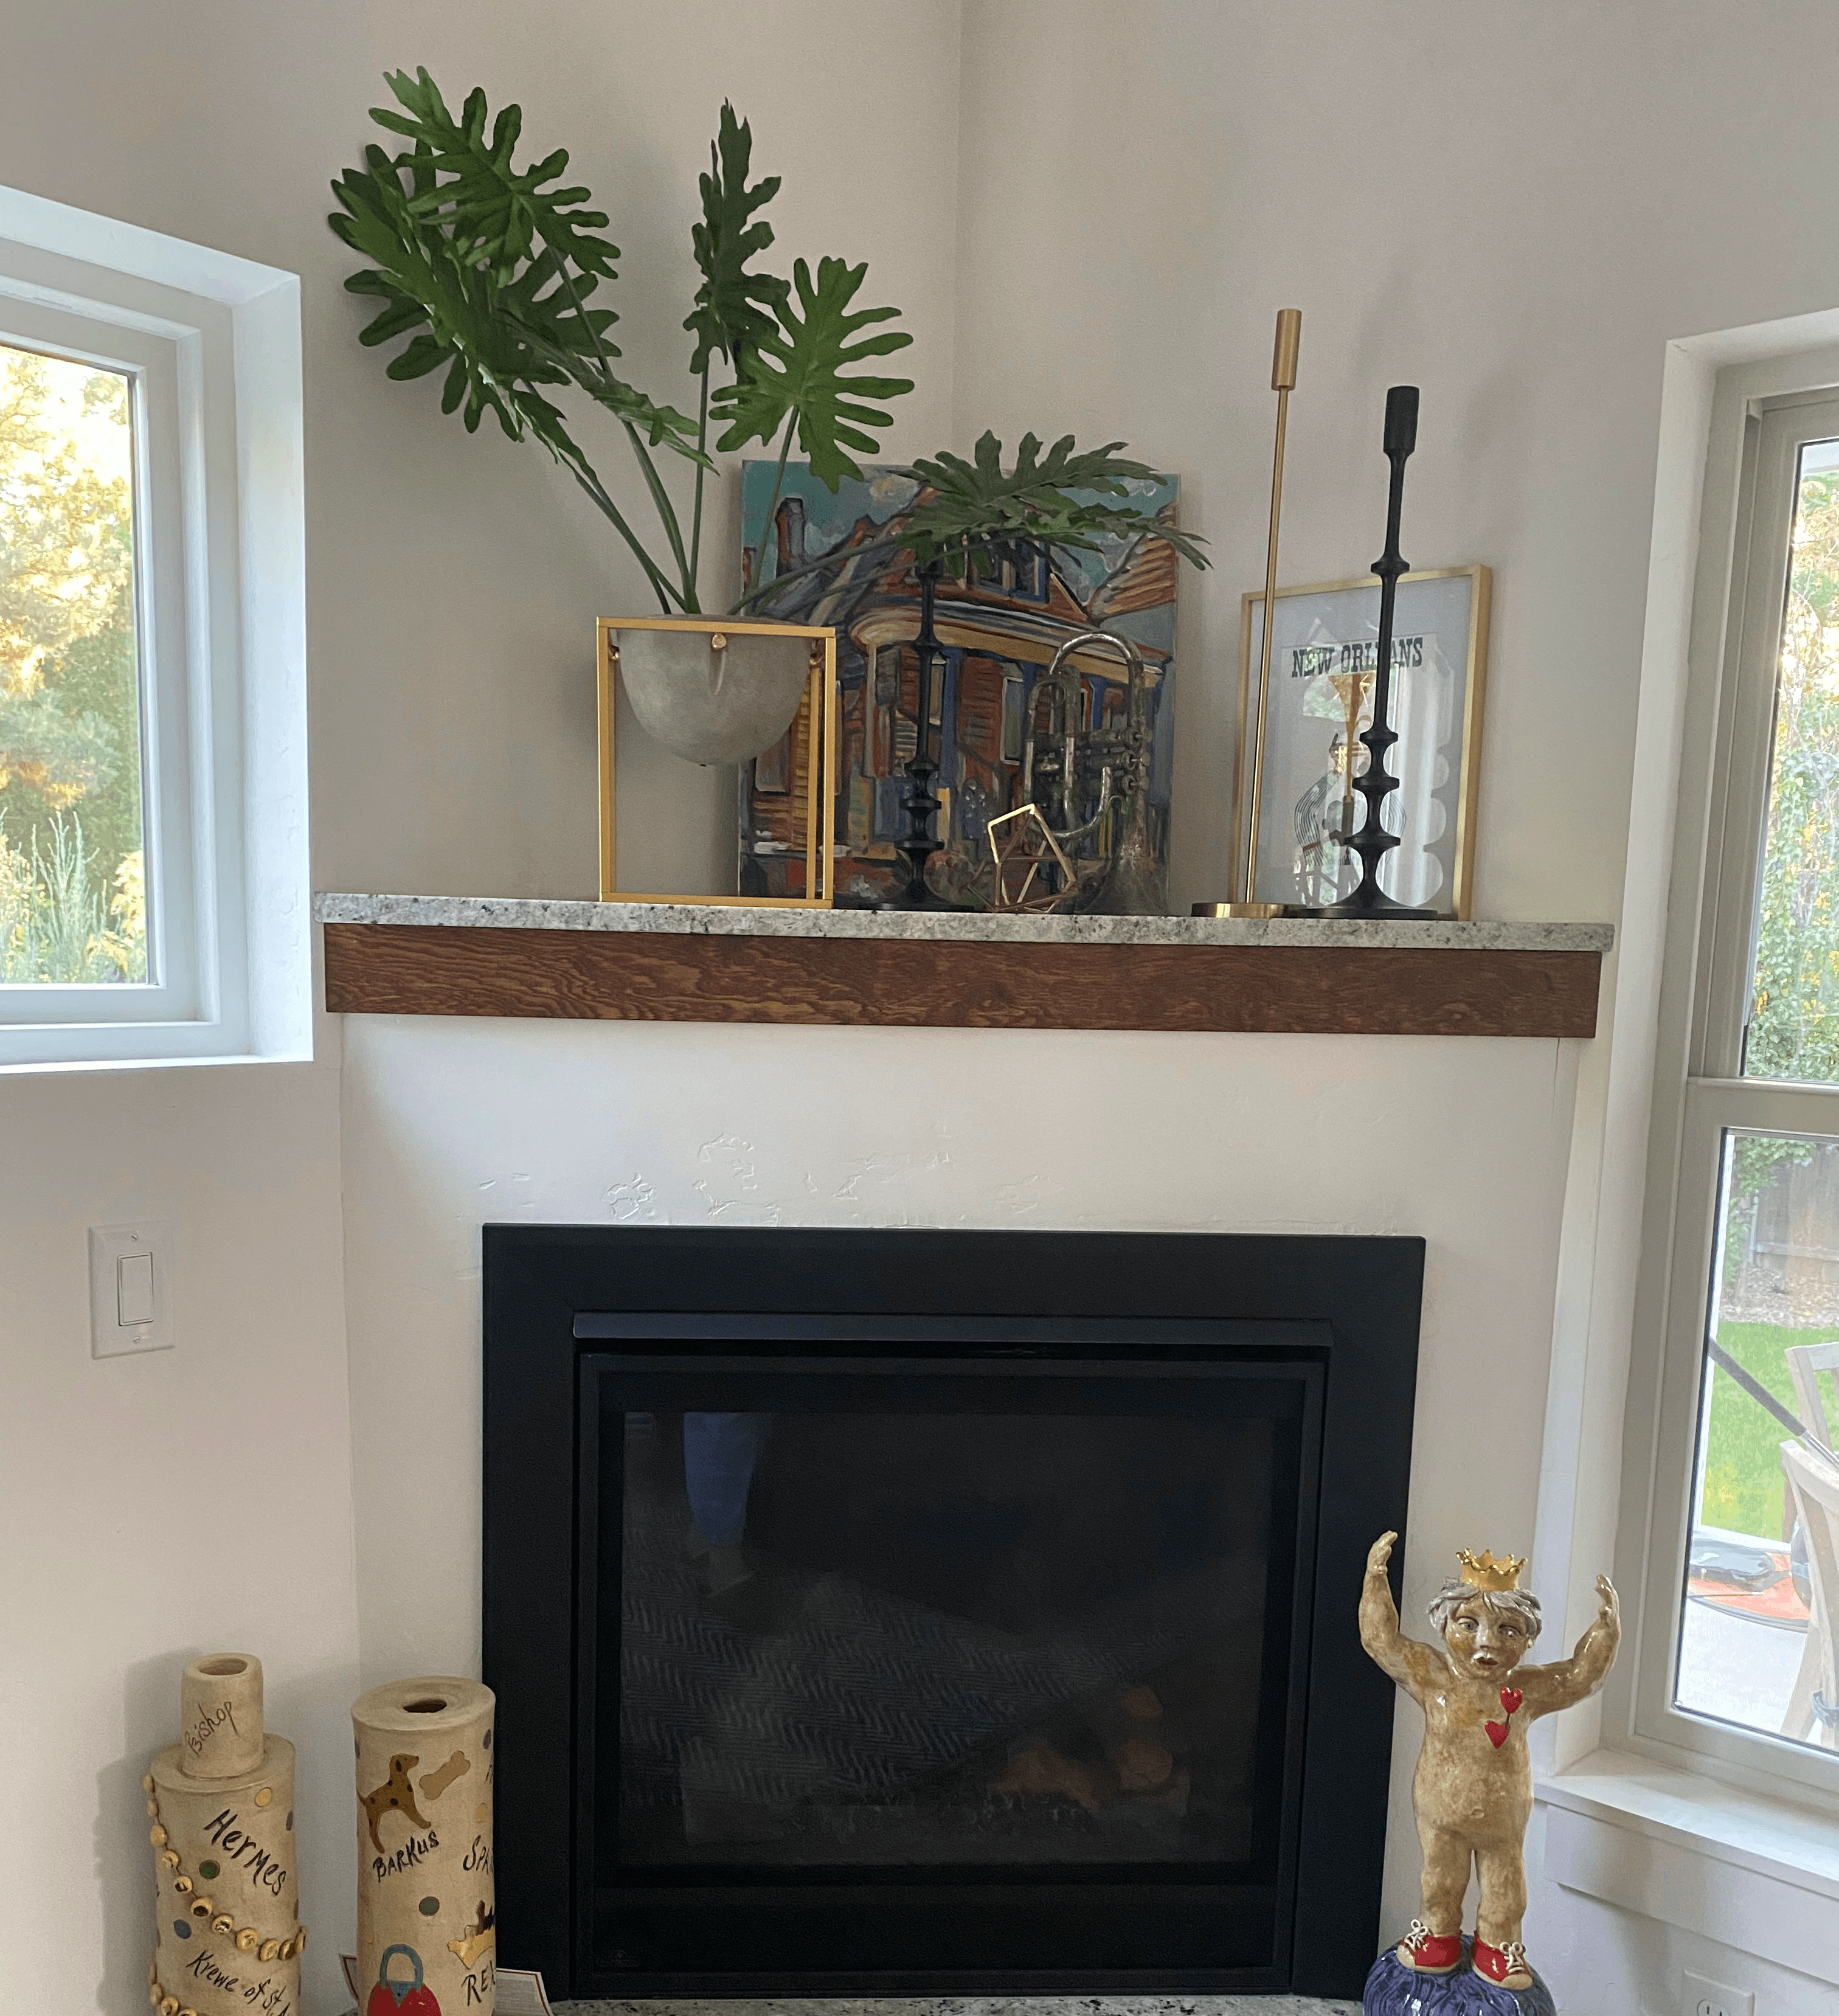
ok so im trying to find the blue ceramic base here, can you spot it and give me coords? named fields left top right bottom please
left=1364, top=1937, right=1558, bottom=2015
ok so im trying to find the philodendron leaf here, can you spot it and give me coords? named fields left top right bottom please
left=329, top=81, right=702, bottom=464
left=897, top=431, right=1210, bottom=577
left=684, top=102, right=791, bottom=376
left=372, top=68, right=620, bottom=289
left=331, top=150, right=570, bottom=444
left=712, top=255, right=914, bottom=491
left=330, top=66, right=719, bottom=610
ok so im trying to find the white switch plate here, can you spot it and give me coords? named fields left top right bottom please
left=89, top=1221, right=174, bottom=1357
left=1682, top=1970, right=1754, bottom=2016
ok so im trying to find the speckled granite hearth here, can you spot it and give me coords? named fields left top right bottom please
left=342, top=1998, right=1360, bottom=2016
left=549, top=1997, right=1361, bottom=2016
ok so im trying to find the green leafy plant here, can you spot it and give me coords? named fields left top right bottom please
left=0, top=815, right=142, bottom=985
left=730, top=429, right=1208, bottom=614
left=713, top=255, right=915, bottom=497
left=899, top=431, right=1208, bottom=578
left=330, top=70, right=1206, bottom=616
left=330, top=72, right=909, bottom=613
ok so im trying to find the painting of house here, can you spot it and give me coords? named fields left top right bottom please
left=737, top=462, right=1183, bottom=906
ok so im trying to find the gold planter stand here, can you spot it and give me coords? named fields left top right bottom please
left=597, top=616, right=839, bottom=909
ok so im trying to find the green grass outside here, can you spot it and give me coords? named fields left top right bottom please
left=1700, top=1318, right=1839, bottom=1537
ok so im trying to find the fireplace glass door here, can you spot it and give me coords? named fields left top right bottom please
left=574, top=1332, right=1323, bottom=1987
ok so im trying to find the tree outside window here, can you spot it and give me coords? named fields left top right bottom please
left=0, top=341, right=145, bottom=985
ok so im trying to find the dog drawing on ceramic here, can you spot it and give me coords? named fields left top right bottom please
left=361, top=1752, right=432, bottom=1853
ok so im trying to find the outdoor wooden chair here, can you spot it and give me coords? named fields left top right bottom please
left=1779, top=1434, right=1839, bottom=1746
left=1773, top=1342, right=1839, bottom=1536
left=1785, top=1340, right=1839, bottom=1451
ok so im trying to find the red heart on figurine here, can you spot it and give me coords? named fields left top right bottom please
left=1500, top=1687, right=1524, bottom=1714
left=1484, top=1720, right=1509, bottom=1748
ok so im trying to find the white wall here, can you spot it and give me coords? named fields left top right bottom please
left=12, top=4, right=1839, bottom=2012
left=0, top=1048, right=360, bottom=2016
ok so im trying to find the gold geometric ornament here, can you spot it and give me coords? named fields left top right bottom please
left=986, top=802, right=1075, bottom=913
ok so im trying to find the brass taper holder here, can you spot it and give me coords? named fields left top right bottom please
left=1196, top=307, right=1301, bottom=920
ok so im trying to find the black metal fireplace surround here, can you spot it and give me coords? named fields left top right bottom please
left=482, top=1227, right=1422, bottom=2002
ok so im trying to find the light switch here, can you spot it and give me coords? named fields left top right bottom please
left=89, top=1221, right=174, bottom=1358
left=117, top=1252, right=156, bottom=1326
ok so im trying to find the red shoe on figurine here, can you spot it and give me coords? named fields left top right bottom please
left=1395, top=1918, right=1463, bottom=1975
left=1473, top=1935, right=1534, bottom=1990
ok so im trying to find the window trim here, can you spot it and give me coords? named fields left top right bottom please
left=1616, top=345, right=1839, bottom=1809
left=0, top=185, right=308, bottom=1069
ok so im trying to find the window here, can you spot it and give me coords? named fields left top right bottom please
left=0, top=185, right=309, bottom=1068
left=1, top=338, right=148, bottom=991
left=1637, top=384, right=1839, bottom=1797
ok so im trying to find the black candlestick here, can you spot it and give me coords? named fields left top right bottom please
left=884, top=558, right=974, bottom=910
left=1323, top=384, right=1437, bottom=920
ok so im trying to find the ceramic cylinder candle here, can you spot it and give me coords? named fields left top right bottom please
left=147, top=1653, right=305, bottom=2016
left=179, top=1651, right=266, bottom=1778
left=353, top=1675, right=496, bottom=2016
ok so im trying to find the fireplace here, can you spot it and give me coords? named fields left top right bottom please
left=482, top=1227, right=1422, bottom=2001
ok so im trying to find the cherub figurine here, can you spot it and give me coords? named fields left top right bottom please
left=1360, top=1533, right=1619, bottom=1994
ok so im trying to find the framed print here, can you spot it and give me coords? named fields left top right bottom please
left=1236, top=566, right=1490, bottom=916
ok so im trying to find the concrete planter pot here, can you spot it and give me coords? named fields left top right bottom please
left=615, top=620, right=814, bottom=766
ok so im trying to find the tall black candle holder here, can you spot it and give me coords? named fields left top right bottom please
left=1323, top=384, right=1438, bottom=920
left=884, top=558, right=975, bottom=911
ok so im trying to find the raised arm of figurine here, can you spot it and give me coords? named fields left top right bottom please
left=1359, top=1531, right=1444, bottom=1702
left=1520, top=1574, right=1621, bottom=1717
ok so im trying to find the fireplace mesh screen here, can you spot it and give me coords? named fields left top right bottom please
left=613, top=1405, right=1275, bottom=1870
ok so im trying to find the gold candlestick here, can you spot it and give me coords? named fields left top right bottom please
left=1194, top=307, right=1301, bottom=920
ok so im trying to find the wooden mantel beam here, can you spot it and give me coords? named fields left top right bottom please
left=318, top=905, right=1607, bottom=1039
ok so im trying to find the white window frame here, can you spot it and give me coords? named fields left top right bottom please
left=1616, top=352, right=1839, bottom=1809
left=0, top=187, right=308, bottom=1069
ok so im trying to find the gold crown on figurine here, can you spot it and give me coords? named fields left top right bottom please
left=1457, top=1549, right=1527, bottom=1592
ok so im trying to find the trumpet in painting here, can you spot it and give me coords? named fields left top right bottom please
left=1359, top=1536, right=1619, bottom=2007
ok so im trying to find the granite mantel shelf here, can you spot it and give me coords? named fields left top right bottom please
left=314, top=895, right=1610, bottom=1038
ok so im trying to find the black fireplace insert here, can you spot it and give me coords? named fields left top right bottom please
left=482, top=1227, right=1422, bottom=2001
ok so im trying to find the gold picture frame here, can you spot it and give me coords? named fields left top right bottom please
left=1234, top=565, right=1491, bottom=917
left=597, top=616, right=839, bottom=908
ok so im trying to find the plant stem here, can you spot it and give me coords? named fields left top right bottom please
left=566, top=457, right=682, bottom=614
left=545, top=246, right=694, bottom=608
left=688, top=367, right=709, bottom=603
left=620, top=417, right=695, bottom=611
left=753, top=408, right=797, bottom=593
